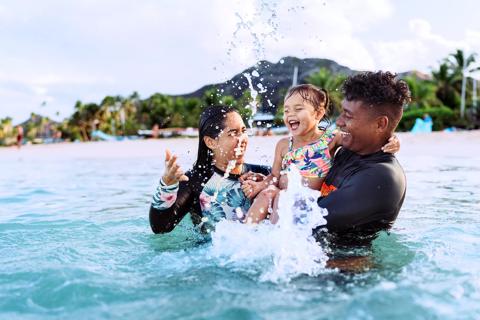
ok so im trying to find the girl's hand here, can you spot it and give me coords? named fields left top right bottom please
left=162, top=149, right=189, bottom=186
left=382, top=135, right=400, bottom=154
left=239, top=171, right=266, bottom=183
left=328, top=130, right=343, bottom=156
left=382, top=135, right=400, bottom=153
left=241, top=180, right=264, bottom=200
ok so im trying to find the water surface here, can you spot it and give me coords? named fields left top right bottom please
left=1, top=133, right=479, bottom=319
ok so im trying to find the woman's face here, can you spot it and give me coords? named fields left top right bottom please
left=211, top=112, right=248, bottom=165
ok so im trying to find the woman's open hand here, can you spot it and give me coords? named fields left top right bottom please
left=162, top=149, right=189, bottom=186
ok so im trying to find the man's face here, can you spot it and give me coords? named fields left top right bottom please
left=336, top=99, right=379, bottom=155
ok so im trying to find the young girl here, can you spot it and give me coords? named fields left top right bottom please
left=242, top=84, right=398, bottom=224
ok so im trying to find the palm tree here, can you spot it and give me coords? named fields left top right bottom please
left=404, top=75, right=441, bottom=109
left=431, top=62, right=461, bottom=109
left=0, top=117, right=13, bottom=144
left=448, top=49, right=479, bottom=82
left=448, top=49, right=480, bottom=117
left=70, top=101, right=100, bottom=140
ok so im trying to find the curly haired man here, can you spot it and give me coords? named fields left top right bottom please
left=316, top=71, right=411, bottom=245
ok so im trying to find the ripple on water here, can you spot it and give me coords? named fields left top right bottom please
left=1, top=138, right=480, bottom=319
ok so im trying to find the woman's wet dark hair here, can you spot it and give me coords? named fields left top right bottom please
left=194, top=105, right=238, bottom=174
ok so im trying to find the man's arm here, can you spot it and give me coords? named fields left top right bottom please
left=317, top=164, right=406, bottom=234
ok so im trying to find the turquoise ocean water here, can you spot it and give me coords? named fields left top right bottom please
left=1, top=135, right=479, bottom=319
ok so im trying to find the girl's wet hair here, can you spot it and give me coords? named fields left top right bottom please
left=285, top=84, right=331, bottom=117
left=194, top=105, right=238, bottom=173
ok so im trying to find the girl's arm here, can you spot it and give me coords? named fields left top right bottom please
left=328, top=130, right=342, bottom=158
left=271, top=137, right=288, bottom=180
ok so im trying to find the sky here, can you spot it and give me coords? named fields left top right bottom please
left=1, top=0, right=480, bottom=123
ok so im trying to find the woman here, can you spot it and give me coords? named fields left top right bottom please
left=149, top=105, right=270, bottom=233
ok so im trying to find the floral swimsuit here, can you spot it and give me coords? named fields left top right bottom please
left=281, top=129, right=335, bottom=179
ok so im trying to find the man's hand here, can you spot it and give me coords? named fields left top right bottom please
left=162, top=149, right=189, bottom=186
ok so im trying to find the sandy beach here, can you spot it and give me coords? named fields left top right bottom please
left=1, top=130, right=479, bottom=162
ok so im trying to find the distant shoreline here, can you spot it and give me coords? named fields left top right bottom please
left=2, top=130, right=480, bottom=162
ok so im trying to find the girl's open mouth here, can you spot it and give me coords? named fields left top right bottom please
left=289, top=120, right=300, bottom=130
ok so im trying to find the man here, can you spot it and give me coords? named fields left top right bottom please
left=317, top=71, right=410, bottom=244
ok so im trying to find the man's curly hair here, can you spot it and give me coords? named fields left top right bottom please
left=342, top=71, right=411, bottom=130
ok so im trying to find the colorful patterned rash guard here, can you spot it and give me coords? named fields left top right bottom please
left=149, top=163, right=270, bottom=233
left=281, top=128, right=335, bottom=179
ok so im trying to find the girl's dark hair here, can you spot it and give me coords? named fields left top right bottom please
left=285, top=84, right=331, bottom=116
left=194, top=105, right=238, bottom=173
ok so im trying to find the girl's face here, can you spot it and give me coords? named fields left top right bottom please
left=283, top=93, right=325, bottom=137
left=209, top=112, right=248, bottom=165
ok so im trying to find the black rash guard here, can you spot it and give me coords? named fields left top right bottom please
left=317, top=147, right=406, bottom=241
left=149, top=163, right=270, bottom=234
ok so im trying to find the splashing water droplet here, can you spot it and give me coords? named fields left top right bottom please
left=243, top=72, right=259, bottom=128
left=235, top=207, right=244, bottom=220
left=210, top=165, right=329, bottom=283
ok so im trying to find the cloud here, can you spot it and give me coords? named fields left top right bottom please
left=1, top=0, right=396, bottom=122
left=372, top=18, right=480, bottom=72
left=208, top=0, right=393, bottom=72
left=2, top=0, right=479, bottom=123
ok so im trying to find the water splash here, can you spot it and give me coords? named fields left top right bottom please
left=214, top=2, right=309, bottom=135
left=210, top=165, right=329, bottom=282
left=223, top=160, right=238, bottom=179
left=223, top=134, right=247, bottom=179
left=243, top=72, right=259, bottom=128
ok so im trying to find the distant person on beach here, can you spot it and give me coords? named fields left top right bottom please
left=152, top=124, right=160, bottom=139
left=16, top=126, right=23, bottom=149
left=315, top=71, right=410, bottom=242
left=241, top=84, right=400, bottom=224
left=148, top=106, right=270, bottom=233
left=411, top=113, right=433, bottom=133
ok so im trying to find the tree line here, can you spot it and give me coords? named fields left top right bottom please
left=1, top=49, right=479, bottom=146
